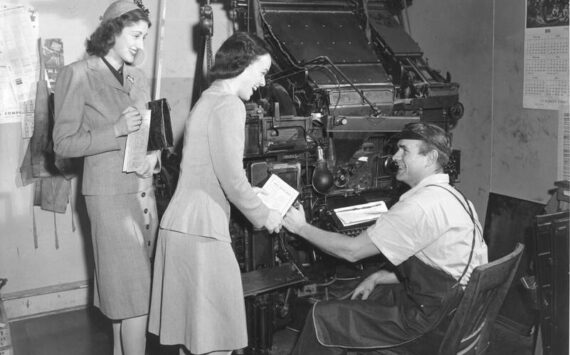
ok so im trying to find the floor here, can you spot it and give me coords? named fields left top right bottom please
left=8, top=306, right=536, bottom=355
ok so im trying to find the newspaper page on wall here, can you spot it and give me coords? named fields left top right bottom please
left=523, top=1, right=569, bottom=110
left=0, top=4, right=40, bottom=137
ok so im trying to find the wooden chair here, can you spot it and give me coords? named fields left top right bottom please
left=350, top=243, right=525, bottom=355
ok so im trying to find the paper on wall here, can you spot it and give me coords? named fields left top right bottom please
left=0, top=3, right=40, bottom=136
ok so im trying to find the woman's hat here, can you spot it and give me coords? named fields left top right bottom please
left=101, top=0, right=140, bottom=22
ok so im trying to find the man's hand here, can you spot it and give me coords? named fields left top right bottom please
left=351, top=272, right=378, bottom=300
left=351, top=270, right=399, bottom=300
left=283, top=203, right=308, bottom=235
left=114, top=106, right=142, bottom=137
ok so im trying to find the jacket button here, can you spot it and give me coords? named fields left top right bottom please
left=141, top=192, right=146, bottom=197
left=144, top=208, right=148, bottom=214
left=145, top=224, right=150, bottom=230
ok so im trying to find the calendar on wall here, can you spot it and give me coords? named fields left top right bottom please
left=523, top=1, right=569, bottom=110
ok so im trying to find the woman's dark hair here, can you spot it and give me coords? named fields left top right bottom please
left=86, top=9, right=151, bottom=57
left=208, top=32, right=270, bottom=81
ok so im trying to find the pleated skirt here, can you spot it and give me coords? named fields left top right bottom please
left=148, top=229, right=248, bottom=354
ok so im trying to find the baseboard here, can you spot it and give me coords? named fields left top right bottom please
left=2, top=280, right=90, bottom=321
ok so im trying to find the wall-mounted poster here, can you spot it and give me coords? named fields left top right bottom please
left=523, top=0, right=569, bottom=110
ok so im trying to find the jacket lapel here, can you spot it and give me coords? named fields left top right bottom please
left=86, top=56, right=126, bottom=92
left=123, top=65, right=137, bottom=94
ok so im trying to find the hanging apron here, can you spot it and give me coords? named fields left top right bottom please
left=311, top=256, right=463, bottom=350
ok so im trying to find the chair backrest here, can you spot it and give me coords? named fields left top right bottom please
left=438, top=243, right=525, bottom=355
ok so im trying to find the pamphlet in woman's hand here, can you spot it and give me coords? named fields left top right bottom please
left=123, top=109, right=151, bottom=172
left=257, top=174, right=299, bottom=217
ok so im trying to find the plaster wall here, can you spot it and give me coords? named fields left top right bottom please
left=490, top=2, right=559, bottom=203
left=408, top=0, right=494, bottom=220
left=409, top=0, right=561, bottom=218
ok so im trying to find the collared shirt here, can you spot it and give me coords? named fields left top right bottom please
left=367, top=173, right=488, bottom=285
left=101, top=56, right=124, bottom=85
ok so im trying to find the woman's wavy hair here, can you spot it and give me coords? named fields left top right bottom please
left=208, top=32, right=270, bottom=82
left=86, top=9, right=151, bottom=57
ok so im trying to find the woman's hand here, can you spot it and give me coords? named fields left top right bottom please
left=264, top=209, right=282, bottom=234
left=114, top=106, right=142, bottom=137
left=134, top=151, right=159, bottom=178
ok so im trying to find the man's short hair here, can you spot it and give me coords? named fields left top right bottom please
left=396, top=122, right=452, bottom=167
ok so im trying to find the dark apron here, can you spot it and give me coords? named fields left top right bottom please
left=311, top=256, right=463, bottom=350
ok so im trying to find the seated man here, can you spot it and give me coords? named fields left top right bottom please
left=283, top=122, right=488, bottom=355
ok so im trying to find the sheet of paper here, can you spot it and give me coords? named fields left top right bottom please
left=257, top=174, right=299, bottom=217
left=333, top=201, right=388, bottom=227
left=0, top=65, right=20, bottom=124
left=123, top=109, right=151, bottom=172
left=0, top=3, right=40, bottom=134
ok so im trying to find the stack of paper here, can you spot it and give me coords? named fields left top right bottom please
left=333, top=201, right=388, bottom=227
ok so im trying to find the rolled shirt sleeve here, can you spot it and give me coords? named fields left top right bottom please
left=366, top=177, right=487, bottom=285
left=367, top=199, right=439, bottom=266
